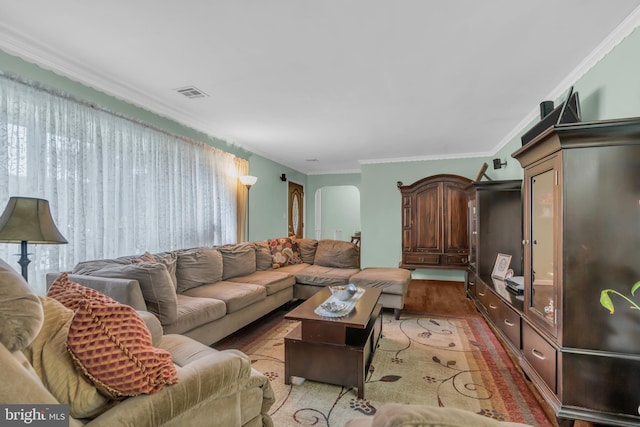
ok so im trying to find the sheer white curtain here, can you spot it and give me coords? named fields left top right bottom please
left=0, top=73, right=245, bottom=293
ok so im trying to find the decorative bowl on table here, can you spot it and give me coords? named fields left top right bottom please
left=329, top=283, right=358, bottom=301
left=320, top=301, right=347, bottom=313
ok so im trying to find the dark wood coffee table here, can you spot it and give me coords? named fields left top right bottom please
left=284, top=287, right=382, bottom=398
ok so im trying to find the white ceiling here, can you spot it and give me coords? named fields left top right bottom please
left=1, top=1, right=640, bottom=174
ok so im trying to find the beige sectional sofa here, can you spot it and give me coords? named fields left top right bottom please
left=49, top=238, right=411, bottom=346
left=1, top=257, right=275, bottom=427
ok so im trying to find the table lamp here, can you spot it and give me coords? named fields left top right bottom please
left=0, top=197, right=68, bottom=281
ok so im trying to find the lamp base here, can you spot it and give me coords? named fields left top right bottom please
left=17, top=240, right=31, bottom=282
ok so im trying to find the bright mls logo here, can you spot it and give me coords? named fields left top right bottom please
left=1, top=405, right=68, bottom=426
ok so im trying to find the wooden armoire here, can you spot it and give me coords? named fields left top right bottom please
left=398, top=174, right=472, bottom=270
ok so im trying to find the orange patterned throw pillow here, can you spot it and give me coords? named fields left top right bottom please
left=47, top=273, right=178, bottom=399
left=268, top=237, right=303, bottom=268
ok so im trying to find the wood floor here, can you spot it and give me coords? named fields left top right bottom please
left=403, top=280, right=597, bottom=427
left=403, top=278, right=478, bottom=316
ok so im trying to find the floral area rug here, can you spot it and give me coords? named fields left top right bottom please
left=217, top=309, right=552, bottom=427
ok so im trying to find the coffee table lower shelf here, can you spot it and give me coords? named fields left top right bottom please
left=284, top=303, right=382, bottom=398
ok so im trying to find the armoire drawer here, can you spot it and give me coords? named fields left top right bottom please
left=466, top=274, right=477, bottom=299
left=498, top=302, right=521, bottom=349
left=403, top=253, right=440, bottom=265
left=522, top=322, right=557, bottom=393
left=443, top=254, right=468, bottom=266
left=476, top=281, right=492, bottom=312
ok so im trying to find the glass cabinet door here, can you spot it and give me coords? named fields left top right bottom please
left=525, top=157, right=559, bottom=337
left=467, top=196, right=477, bottom=271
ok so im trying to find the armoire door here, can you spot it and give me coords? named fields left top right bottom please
left=414, top=181, right=442, bottom=253
left=443, top=181, right=470, bottom=254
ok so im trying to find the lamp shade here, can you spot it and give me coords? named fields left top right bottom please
left=239, top=175, right=258, bottom=187
left=0, top=197, right=67, bottom=244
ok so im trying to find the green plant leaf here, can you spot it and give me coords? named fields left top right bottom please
left=600, top=290, right=615, bottom=314
left=631, top=281, right=640, bottom=296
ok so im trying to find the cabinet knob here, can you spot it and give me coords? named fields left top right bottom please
left=522, top=239, right=529, bottom=245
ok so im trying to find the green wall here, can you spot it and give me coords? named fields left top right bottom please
left=306, top=173, right=361, bottom=240
left=318, top=185, right=361, bottom=240
left=4, top=23, right=640, bottom=282
left=575, top=26, right=640, bottom=121
left=246, top=154, right=307, bottom=241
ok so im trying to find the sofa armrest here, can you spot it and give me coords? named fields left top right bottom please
left=137, top=311, right=163, bottom=347
left=45, top=272, right=148, bottom=311
left=85, top=344, right=261, bottom=427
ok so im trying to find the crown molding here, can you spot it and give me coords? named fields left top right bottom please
left=359, top=151, right=489, bottom=165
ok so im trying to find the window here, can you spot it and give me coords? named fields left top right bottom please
left=0, top=73, right=246, bottom=293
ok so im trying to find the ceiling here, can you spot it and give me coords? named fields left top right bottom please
left=1, top=1, right=640, bottom=174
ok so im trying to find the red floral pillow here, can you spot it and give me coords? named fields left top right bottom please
left=267, top=237, right=303, bottom=268
left=47, top=273, right=178, bottom=399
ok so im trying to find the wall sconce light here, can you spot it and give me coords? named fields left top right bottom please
left=493, top=158, right=507, bottom=170
left=280, top=173, right=287, bottom=182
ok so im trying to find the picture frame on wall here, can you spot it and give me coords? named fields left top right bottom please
left=491, top=253, right=512, bottom=280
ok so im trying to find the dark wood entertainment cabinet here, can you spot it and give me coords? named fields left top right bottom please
left=465, top=179, right=524, bottom=357
left=466, top=118, right=640, bottom=427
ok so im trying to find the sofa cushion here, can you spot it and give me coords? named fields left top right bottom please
left=296, top=239, right=318, bottom=264
left=162, top=294, right=227, bottom=335
left=314, top=239, right=360, bottom=269
left=274, top=263, right=312, bottom=275
left=175, top=247, right=224, bottom=293
left=294, top=264, right=360, bottom=287
left=268, top=237, right=302, bottom=268
left=73, top=261, right=178, bottom=325
left=349, top=268, right=411, bottom=296
left=227, top=271, right=296, bottom=296
left=0, top=258, right=43, bottom=352
left=22, top=296, right=110, bottom=419
left=47, top=273, right=179, bottom=399
left=73, top=258, right=131, bottom=274
left=1, top=345, right=63, bottom=408
left=138, top=251, right=178, bottom=290
left=254, top=241, right=274, bottom=271
left=157, top=333, right=229, bottom=367
left=217, top=243, right=257, bottom=280
left=181, top=281, right=266, bottom=314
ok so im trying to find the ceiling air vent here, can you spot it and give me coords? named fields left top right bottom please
left=175, top=86, right=208, bottom=99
